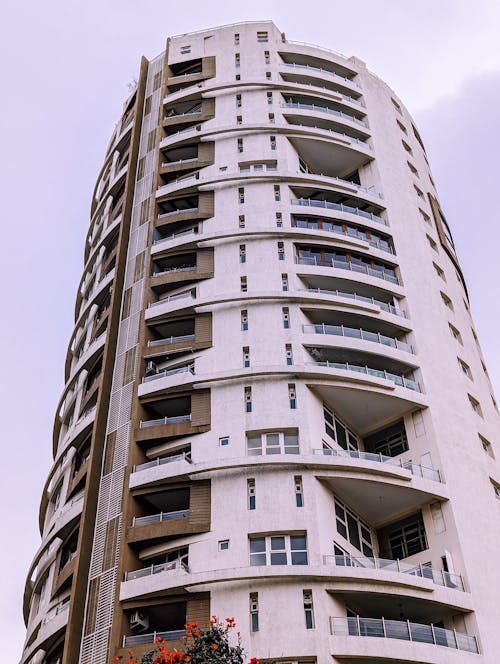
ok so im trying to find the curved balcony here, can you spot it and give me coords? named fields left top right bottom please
left=307, top=360, right=420, bottom=392
left=20, top=598, right=70, bottom=664
left=141, top=364, right=194, bottom=384
left=280, top=62, right=362, bottom=94
left=132, top=508, right=190, bottom=527
left=330, top=616, right=479, bottom=655
left=301, top=288, right=406, bottom=318
left=282, top=101, right=367, bottom=128
left=292, top=198, right=386, bottom=225
left=297, top=255, right=399, bottom=285
left=124, top=559, right=190, bottom=581
left=304, top=323, right=413, bottom=354
left=123, top=629, right=186, bottom=648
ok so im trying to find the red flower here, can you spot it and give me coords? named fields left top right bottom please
left=211, top=643, right=219, bottom=650
left=249, top=658, right=260, bottom=664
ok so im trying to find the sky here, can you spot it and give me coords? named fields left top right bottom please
left=1, top=1, right=499, bottom=660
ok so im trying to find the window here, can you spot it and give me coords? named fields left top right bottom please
left=243, top=346, right=250, bottom=368
left=458, top=358, right=472, bottom=379
left=288, top=383, right=296, bottom=409
left=419, top=208, right=431, bottom=225
left=407, top=161, right=419, bottom=177
left=468, top=394, right=482, bottom=417
left=240, top=244, right=246, bottom=263
left=481, top=435, right=495, bottom=458
left=274, top=185, right=281, bottom=201
left=219, top=539, right=229, bottom=551
left=235, top=53, right=241, bottom=68
left=433, top=263, right=445, bottom=280
left=153, top=71, right=162, bottom=90
left=303, top=590, right=314, bottom=629
left=147, top=129, right=157, bottom=151
left=285, top=344, right=293, bottom=365
left=270, top=135, right=276, bottom=150
left=241, top=309, right=248, bottom=331
left=334, top=497, right=373, bottom=556
left=238, top=138, right=244, bottom=153
left=257, top=31, right=269, bottom=42
left=235, top=74, right=240, bottom=81
left=391, top=97, right=402, bottom=114
left=282, top=273, right=288, bottom=291
left=219, top=436, right=230, bottom=447
left=137, top=156, right=146, bottom=181
left=323, top=405, right=359, bottom=451
left=264, top=50, right=270, bottom=64
left=396, top=119, right=407, bottom=133
left=144, top=95, right=152, bottom=116
left=268, top=112, right=275, bottom=123
left=414, top=184, right=424, bottom=198
left=276, top=212, right=282, bottom=227
left=180, top=45, right=191, bottom=54
left=265, top=71, right=271, bottom=79
left=236, top=93, right=242, bottom=107
left=249, top=534, right=308, bottom=566
left=427, top=235, right=438, bottom=252
left=364, top=420, right=409, bottom=457
left=492, top=480, right=500, bottom=499
left=236, top=115, right=242, bottom=125
left=234, top=33, right=240, bottom=45
left=379, top=511, right=428, bottom=559
left=441, top=292, right=453, bottom=311
left=267, top=91, right=273, bottom=105
left=250, top=593, right=259, bottom=632
left=282, top=307, right=290, bottom=329
left=402, top=139, right=412, bottom=155
left=240, top=276, right=247, bottom=292
left=248, top=479, right=256, bottom=510
left=449, top=323, right=462, bottom=344
left=238, top=214, right=245, bottom=228
left=247, top=431, right=299, bottom=456
left=238, top=187, right=245, bottom=204
left=277, top=241, right=285, bottom=260
left=295, top=476, right=304, bottom=507
left=244, top=386, right=252, bottom=413
left=412, top=123, right=426, bottom=152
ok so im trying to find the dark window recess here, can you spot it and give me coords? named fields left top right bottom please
left=377, top=511, right=428, bottom=559
left=363, top=419, right=408, bottom=457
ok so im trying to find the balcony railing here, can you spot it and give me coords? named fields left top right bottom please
left=307, top=361, right=421, bottom=392
left=161, top=156, right=200, bottom=168
left=125, top=560, right=189, bottom=581
left=283, top=62, right=362, bottom=89
left=133, top=451, right=192, bottom=473
left=132, top=509, right=190, bottom=526
left=139, top=414, right=192, bottom=428
left=123, top=629, right=187, bottom=647
left=158, top=207, right=199, bottom=220
left=153, top=227, right=198, bottom=244
left=142, top=364, right=194, bottom=383
left=291, top=198, right=386, bottom=225
left=303, top=324, right=413, bottom=353
left=296, top=255, right=399, bottom=285
left=42, top=598, right=70, bottom=625
left=330, top=616, right=479, bottom=654
left=148, top=333, right=195, bottom=347
left=152, top=264, right=196, bottom=277
left=294, top=222, right=391, bottom=252
left=300, top=288, right=405, bottom=318
left=313, top=448, right=441, bottom=482
left=148, top=291, right=195, bottom=309
left=323, top=555, right=462, bottom=590
left=282, top=101, right=367, bottom=127
left=164, top=107, right=202, bottom=120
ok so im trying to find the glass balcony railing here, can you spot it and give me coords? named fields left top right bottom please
left=157, top=206, right=199, bottom=220
left=296, top=255, right=399, bottom=285
left=303, top=323, right=413, bottom=353
left=123, top=629, right=187, bottom=648
left=132, top=509, right=190, bottom=526
left=142, top=364, right=194, bottom=384
left=164, top=106, right=202, bottom=120
left=133, top=451, right=192, bottom=473
left=152, top=264, right=196, bottom=277
left=139, top=414, right=192, bottom=428
left=330, top=616, right=479, bottom=654
left=147, top=334, right=195, bottom=347
left=42, top=598, right=70, bottom=625
left=291, top=198, right=386, bottom=225
left=293, top=222, right=391, bottom=251
left=282, top=62, right=362, bottom=89
left=313, top=449, right=441, bottom=482
left=153, top=227, right=198, bottom=244
left=306, top=361, right=421, bottom=392
left=161, top=156, right=200, bottom=168
left=323, top=555, right=462, bottom=589
left=300, top=288, right=406, bottom=318
left=125, top=560, right=189, bottom=581
left=148, top=291, right=195, bottom=309
left=281, top=101, right=367, bottom=127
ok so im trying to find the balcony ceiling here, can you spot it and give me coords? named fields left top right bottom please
left=289, top=136, right=370, bottom=178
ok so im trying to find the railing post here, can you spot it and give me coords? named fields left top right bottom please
left=407, top=620, right=412, bottom=641
left=382, top=617, right=386, bottom=638
left=453, top=629, right=459, bottom=650
left=419, top=562, right=424, bottom=578
left=356, top=615, right=361, bottom=636
left=122, top=635, right=126, bottom=648
left=397, top=558, right=401, bottom=572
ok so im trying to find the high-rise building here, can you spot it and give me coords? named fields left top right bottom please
left=21, top=20, right=500, bottom=664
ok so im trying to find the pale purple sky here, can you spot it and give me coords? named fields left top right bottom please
left=1, top=1, right=499, bottom=660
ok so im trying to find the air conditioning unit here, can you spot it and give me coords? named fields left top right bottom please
left=130, top=610, right=149, bottom=632
left=145, top=361, right=158, bottom=376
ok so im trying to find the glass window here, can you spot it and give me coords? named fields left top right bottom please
left=249, top=534, right=308, bottom=566
left=335, top=497, right=373, bottom=556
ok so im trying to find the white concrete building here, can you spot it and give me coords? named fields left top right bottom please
left=21, top=20, right=500, bottom=664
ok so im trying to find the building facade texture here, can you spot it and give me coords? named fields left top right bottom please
left=21, top=20, right=500, bottom=664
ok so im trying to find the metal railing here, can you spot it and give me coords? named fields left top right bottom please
left=139, top=414, right=192, bottom=428
left=132, top=508, right=190, bottom=526
left=283, top=62, right=361, bottom=88
left=142, top=364, right=194, bottom=383
left=294, top=222, right=391, bottom=252
left=296, top=255, right=399, bottom=284
left=152, top=264, right=196, bottom=277
left=300, top=288, right=406, bottom=317
left=324, top=555, right=462, bottom=589
left=330, top=616, right=478, bottom=653
left=157, top=206, right=199, bottom=220
left=164, top=107, right=202, bottom=120
left=125, top=560, right=190, bottom=581
left=314, top=448, right=440, bottom=481
left=123, top=629, right=187, bottom=647
left=133, top=451, right=192, bottom=473
left=282, top=101, right=367, bottom=127
left=161, top=124, right=202, bottom=143
left=42, top=599, right=70, bottom=625
left=168, top=69, right=203, bottom=80
left=161, top=156, right=200, bottom=167
left=303, top=324, right=413, bottom=353
left=148, top=333, right=195, bottom=347
left=291, top=198, right=386, bottom=225
left=148, top=291, right=195, bottom=309
left=307, top=361, right=421, bottom=392
left=294, top=173, right=382, bottom=199
left=153, top=227, right=198, bottom=244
